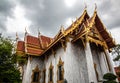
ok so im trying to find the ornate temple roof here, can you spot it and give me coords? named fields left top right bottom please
left=39, top=35, right=53, bottom=49
left=16, top=41, right=25, bottom=56
left=72, top=10, right=116, bottom=49
left=16, top=8, right=116, bottom=56
left=16, top=34, right=52, bottom=56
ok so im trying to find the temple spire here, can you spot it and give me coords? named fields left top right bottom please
left=25, top=26, right=28, bottom=35
left=38, top=28, right=41, bottom=36
left=94, top=3, right=97, bottom=12
left=16, top=32, right=19, bottom=41
left=84, top=3, right=87, bottom=10
left=90, top=3, right=97, bottom=26
left=60, top=25, right=65, bottom=34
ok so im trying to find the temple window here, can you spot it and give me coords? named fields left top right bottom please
left=50, top=69, right=52, bottom=81
left=48, top=62, right=54, bottom=83
left=57, top=58, right=64, bottom=83
left=33, top=72, right=39, bottom=82
left=31, top=65, right=40, bottom=83
left=43, top=69, right=46, bottom=83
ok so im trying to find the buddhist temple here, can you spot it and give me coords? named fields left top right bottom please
left=16, top=7, right=116, bottom=83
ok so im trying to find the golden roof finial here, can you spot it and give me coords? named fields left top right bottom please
left=84, top=2, right=87, bottom=10
left=16, top=32, right=19, bottom=41
left=25, top=26, right=28, bottom=35
left=86, top=19, right=90, bottom=26
left=95, top=3, right=97, bottom=11
left=60, top=25, right=65, bottom=34
left=38, top=28, right=41, bottom=36
left=25, top=27, right=27, bottom=32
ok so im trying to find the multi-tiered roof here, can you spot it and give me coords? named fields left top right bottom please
left=16, top=8, right=116, bottom=56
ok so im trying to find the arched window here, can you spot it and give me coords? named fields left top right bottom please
left=43, top=69, right=46, bottom=83
left=48, top=62, right=54, bottom=83
left=31, top=65, right=40, bottom=83
left=57, top=58, right=64, bottom=83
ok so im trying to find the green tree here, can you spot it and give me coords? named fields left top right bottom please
left=112, top=44, right=120, bottom=65
left=103, top=73, right=117, bottom=83
left=0, top=36, right=21, bottom=83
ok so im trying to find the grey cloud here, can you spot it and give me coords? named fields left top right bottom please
left=0, top=0, right=15, bottom=32
left=98, top=0, right=120, bottom=29
left=18, top=0, right=84, bottom=37
left=18, top=0, right=120, bottom=37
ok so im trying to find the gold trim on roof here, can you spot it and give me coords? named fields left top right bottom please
left=27, top=44, right=41, bottom=49
left=26, top=53, right=40, bottom=56
left=72, top=10, right=109, bottom=49
left=27, top=47, right=43, bottom=51
left=16, top=51, right=25, bottom=56
left=64, top=9, right=88, bottom=36
left=39, top=9, right=89, bottom=56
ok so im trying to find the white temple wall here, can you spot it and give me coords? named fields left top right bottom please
left=85, top=42, right=97, bottom=83
left=22, top=56, right=44, bottom=83
left=22, top=57, right=31, bottom=83
left=90, top=46, right=103, bottom=81
left=64, top=41, right=89, bottom=83
left=90, top=43, right=114, bottom=82
left=22, top=41, right=115, bottom=83
left=104, top=50, right=116, bottom=74
left=44, top=45, right=64, bottom=83
left=44, top=40, right=89, bottom=83
left=98, top=52, right=109, bottom=74
left=22, top=64, right=27, bottom=82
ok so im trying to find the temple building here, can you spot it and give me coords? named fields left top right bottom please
left=16, top=8, right=116, bottom=83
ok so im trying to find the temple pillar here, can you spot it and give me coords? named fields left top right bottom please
left=85, top=42, right=97, bottom=83
left=99, top=52, right=109, bottom=74
left=104, top=50, right=115, bottom=74
left=22, top=56, right=31, bottom=83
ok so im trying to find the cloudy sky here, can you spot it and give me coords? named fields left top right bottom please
left=0, top=0, right=120, bottom=44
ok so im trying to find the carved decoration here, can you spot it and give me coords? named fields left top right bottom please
left=65, top=36, right=70, bottom=42
left=81, top=20, right=108, bottom=49
left=31, top=65, right=41, bottom=83
left=48, top=62, right=54, bottom=83
left=60, top=40, right=67, bottom=51
left=57, top=58, right=64, bottom=83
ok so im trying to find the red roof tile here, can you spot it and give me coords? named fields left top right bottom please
left=26, top=35, right=40, bottom=46
left=17, top=41, right=25, bottom=52
left=39, top=35, right=53, bottom=49
left=26, top=47, right=43, bottom=55
left=95, top=14, right=115, bottom=48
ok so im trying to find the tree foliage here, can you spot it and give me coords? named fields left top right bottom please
left=0, top=37, right=21, bottom=83
left=103, top=73, right=117, bottom=80
left=112, top=44, right=120, bottom=61
left=103, top=73, right=117, bottom=83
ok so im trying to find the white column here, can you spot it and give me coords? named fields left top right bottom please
left=99, top=52, right=109, bottom=74
left=104, top=50, right=115, bottom=74
left=22, top=56, right=31, bottom=83
left=85, top=42, right=97, bottom=83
